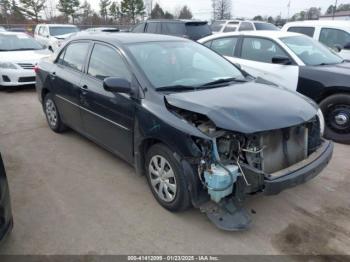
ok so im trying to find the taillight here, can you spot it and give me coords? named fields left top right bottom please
left=33, top=65, right=39, bottom=74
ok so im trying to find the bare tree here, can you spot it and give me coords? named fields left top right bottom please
left=212, top=0, right=232, bottom=20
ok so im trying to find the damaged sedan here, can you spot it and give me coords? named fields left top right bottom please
left=35, top=33, right=333, bottom=230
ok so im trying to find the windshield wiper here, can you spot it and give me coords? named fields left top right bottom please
left=156, top=85, right=197, bottom=92
left=200, top=77, right=247, bottom=87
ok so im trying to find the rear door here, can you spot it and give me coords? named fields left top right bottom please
left=231, top=36, right=299, bottom=90
left=80, top=42, right=135, bottom=162
left=50, top=41, right=91, bottom=133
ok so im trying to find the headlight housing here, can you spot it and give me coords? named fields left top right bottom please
left=0, top=62, right=17, bottom=69
left=317, top=108, right=325, bottom=136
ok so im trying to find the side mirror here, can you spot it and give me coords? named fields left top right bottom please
left=272, top=56, right=292, bottom=65
left=344, top=42, right=350, bottom=50
left=333, top=44, right=343, bottom=52
left=103, top=77, right=131, bottom=94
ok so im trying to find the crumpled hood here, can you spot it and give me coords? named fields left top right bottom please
left=0, top=49, right=51, bottom=63
left=165, top=81, right=318, bottom=134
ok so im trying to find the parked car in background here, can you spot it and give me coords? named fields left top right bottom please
left=131, top=19, right=212, bottom=40
left=85, top=27, right=120, bottom=33
left=0, top=32, right=51, bottom=88
left=211, top=20, right=279, bottom=33
left=34, top=24, right=79, bottom=52
left=0, top=26, right=6, bottom=32
left=0, top=152, right=13, bottom=243
left=282, top=21, right=350, bottom=60
left=199, top=31, right=350, bottom=143
left=35, top=32, right=332, bottom=231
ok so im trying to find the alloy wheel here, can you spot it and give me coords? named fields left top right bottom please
left=45, top=99, right=58, bottom=128
left=148, top=155, right=177, bottom=203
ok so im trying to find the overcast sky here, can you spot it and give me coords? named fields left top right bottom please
left=88, top=0, right=349, bottom=20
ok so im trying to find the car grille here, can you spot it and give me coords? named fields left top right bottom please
left=17, top=63, right=34, bottom=70
left=18, top=76, right=35, bottom=82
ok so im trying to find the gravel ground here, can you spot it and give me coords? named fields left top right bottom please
left=0, top=88, right=349, bottom=255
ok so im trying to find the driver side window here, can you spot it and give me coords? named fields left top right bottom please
left=241, top=37, right=289, bottom=63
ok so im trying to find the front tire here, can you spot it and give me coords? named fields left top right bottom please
left=145, top=144, right=191, bottom=212
left=43, top=93, right=67, bottom=133
left=320, top=93, right=350, bottom=144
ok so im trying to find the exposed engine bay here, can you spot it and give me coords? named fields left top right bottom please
left=168, top=103, right=324, bottom=230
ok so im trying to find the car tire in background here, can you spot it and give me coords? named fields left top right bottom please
left=43, top=93, right=67, bottom=133
left=320, top=93, right=350, bottom=144
left=145, top=143, right=191, bottom=212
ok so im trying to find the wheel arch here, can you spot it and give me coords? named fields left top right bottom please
left=316, top=88, right=350, bottom=103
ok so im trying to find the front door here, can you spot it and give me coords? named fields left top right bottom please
left=231, top=37, right=299, bottom=91
left=80, top=43, right=135, bottom=163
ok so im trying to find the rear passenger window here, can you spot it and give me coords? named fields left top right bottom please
left=146, top=23, right=160, bottom=33
left=239, top=22, right=254, bottom=31
left=162, top=23, right=185, bottom=35
left=287, top=27, right=315, bottom=37
left=88, top=44, right=131, bottom=81
left=211, top=37, right=238, bottom=56
left=132, top=23, right=145, bottom=33
left=223, top=24, right=237, bottom=32
left=241, top=37, right=288, bottom=63
left=61, top=42, right=89, bottom=71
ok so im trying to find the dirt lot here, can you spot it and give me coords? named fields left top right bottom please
left=0, top=88, right=349, bottom=255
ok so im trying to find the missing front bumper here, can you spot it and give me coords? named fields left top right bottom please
left=264, top=140, right=333, bottom=195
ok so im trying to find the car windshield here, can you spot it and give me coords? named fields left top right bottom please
left=210, top=21, right=226, bottom=32
left=281, top=35, right=343, bottom=66
left=0, top=34, right=43, bottom=51
left=49, top=27, right=78, bottom=36
left=128, top=41, right=244, bottom=89
left=254, top=23, right=279, bottom=31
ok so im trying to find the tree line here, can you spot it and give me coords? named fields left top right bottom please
left=0, top=0, right=147, bottom=25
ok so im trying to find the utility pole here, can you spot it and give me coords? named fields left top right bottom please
left=332, top=0, right=338, bottom=20
left=287, top=0, right=291, bottom=21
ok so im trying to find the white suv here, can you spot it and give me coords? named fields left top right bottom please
left=211, top=20, right=279, bottom=33
left=34, top=24, right=79, bottom=52
left=282, top=20, right=350, bottom=60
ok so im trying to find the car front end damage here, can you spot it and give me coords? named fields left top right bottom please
left=167, top=99, right=333, bottom=231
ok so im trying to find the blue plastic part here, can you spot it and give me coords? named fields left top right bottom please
left=204, top=165, right=239, bottom=203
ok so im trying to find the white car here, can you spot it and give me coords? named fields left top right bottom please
left=199, top=31, right=350, bottom=143
left=211, top=20, right=279, bottom=33
left=0, top=32, right=51, bottom=87
left=34, top=24, right=79, bottom=52
left=282, top=20, right=350, bottom=60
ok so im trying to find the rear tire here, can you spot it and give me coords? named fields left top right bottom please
left=319, top=93, right=350, bottom=144
left=43, top=93, right=67, bottom=133
left=145, top=144, right=191, bottom=212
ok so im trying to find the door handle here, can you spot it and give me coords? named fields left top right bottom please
left=49, top=72, right=56, bottom=79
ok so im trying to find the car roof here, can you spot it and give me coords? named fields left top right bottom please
left=283, top=20, right=350, bottom=28
left=36, top=24, right=77, bottom=27
left=198, top=30, right=301, bottom=42
left=71, top=32, right=189, bottom=45
left=146, top=19, right=208, bottom=24
left=212, top=20, right=269, bottom=23
left=0, top=31, right=29, bottom=36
